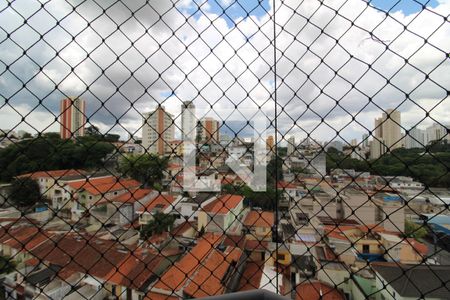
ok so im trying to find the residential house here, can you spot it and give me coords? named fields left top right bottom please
left=18, top=169, right=86, bottom=200
left=91, top=188, right=158, bottom=226
left=243, top=210, right=274, bottom=241
left=172, top=192, right=217, bottom=225
left=148, top=233, right=224, bottom=299
left=197, top=194, right=246, bottom=234
left=137, top=193, right=176, bottom=227
left=295, top=280, right=345, bottom=300
left=50, top=173, right=115, bottom=211
left=182, top=247, right=244, bottom=298
left=67, top=177, right=141, bottom=220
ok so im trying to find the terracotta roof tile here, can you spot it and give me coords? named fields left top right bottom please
left=137, top=194, right=175, bottom=213
left=238, top=261, right=264, bottom=291
left=67, top=177, right=141, bottom=196
left=243, top=211, right=274, bottom=228
left=183, top=247, right=243, bottom=298
left=407, top=238, right=428, bottom=256
left=30, top=233, right=128, bottom=280
left=152, top=233, right=223, bottom=293
left=277, top=181, right=298, bottom=189
left=295, top=281, right=345, bottom=300
left=18, top=169, right=85, bottom=180
left=202, top=194, right=244, bottom=215
left=106, top=251, right=164, bottom=290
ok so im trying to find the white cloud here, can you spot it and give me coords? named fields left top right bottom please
left=0, top=0, right=449, bottom=142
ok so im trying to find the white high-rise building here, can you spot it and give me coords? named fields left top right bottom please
left=142, top=106, right=174, bottom=155
left=405, top=127, right=425, bottom=149
left=181, top=101, right=196, bottom=141
left=362, top=134, right=369, bottom=148
left=287, top=136, right=296, bottom=156
left=426, top=123, right=449, bottom=144
left=370, top=109, right=402, bottom=159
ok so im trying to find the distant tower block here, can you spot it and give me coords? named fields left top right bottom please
left=60, top=97, right=86, bottom=139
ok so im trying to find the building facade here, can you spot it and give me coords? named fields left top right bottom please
left=142, top=106, right=175, bottom=155
left=370, top=109, right=402, bottom=159
left=60, top=97, right=86, bottom=139
left=405, top=127, right=425, bottom=149
left=181, top=101, right=196, bottom=141
left=426, top=123, right=449, bottom=144
left=198, top=117, right=220, bottom=143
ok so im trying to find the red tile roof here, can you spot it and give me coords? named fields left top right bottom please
left=106, top=251, right=165, bottom=290
left=66, top=176, right=117, bottom=190
left=238, top=260, right=264, bottom=291
left=407, top=238, right=428, bottom=256
left=18, top=169, right=85, bottom=180
left=30, top=233, right=129, bottom=280
left=0, top=226, right=52, bottom=251
left=277, top=181, right=298, bottom=189
left=152, top=233, right=223, bottom=293
left=24, top=257, right=39, bottom=267
left=183, top=247, right=243, bottom=298
left=171, top=221, right=195, bottom=237
left=137, top=194, right=175, bottom=213
left=202, top=194, right=244, bottom=214
left=243, top=211, right=274, bottom=228
left=244, top=240, right=269, bottom=251
left=67, top=177, right=141, bottom=196
left=295, top=281, right=345, bottom=300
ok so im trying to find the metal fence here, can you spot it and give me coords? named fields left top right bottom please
left=0, top=0, right=449, bottom=299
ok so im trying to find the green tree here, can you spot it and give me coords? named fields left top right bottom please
left=0, top=256, right=16, bottom=274
left=325, top=142, right=450, bottom=188
left=221, top=184, right=278, bottom=211
left=404, top=220, right=428, bottom=239
left=21, top=132, right=32, bottom=139
left=118, top=154, right=169, bottom=187
left=9, top=177, right=41, bottom=208
left=267, top=155, right=283, bottom=184
left=85, top=125, right=101, bottom=137
left=0, top=134, right=115, bottom=182
left=140, top=212, right=175, bottom=239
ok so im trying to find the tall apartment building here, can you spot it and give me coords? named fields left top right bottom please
left=426, top=123, right=449, bottom=144
left=181, top=101, right=196, bottom=141
left=370, top=109, right=402, bottom=159
left=198, top=117, right=220, bottom=143
left=266, top=135, right=274, bottom=149
left=405, top=127, right=425, bottom=149
left=142, top=106, right=174, bottom=155
left=287, top=136, right=296, bottom=156
left=60, top=97, right=86, bottom=139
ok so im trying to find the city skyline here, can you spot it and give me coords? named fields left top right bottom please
left=0, top=0, right=448, bottom=142
left=1, top=1, right=450, bottom=300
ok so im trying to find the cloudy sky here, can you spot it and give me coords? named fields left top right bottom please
left=0, top=0, right=449, bottom=145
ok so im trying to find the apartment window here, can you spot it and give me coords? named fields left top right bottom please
left=363, top=245, right=370, bottom=254
left=277, top=254, right=285, bottom=260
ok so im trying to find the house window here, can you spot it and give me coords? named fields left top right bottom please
left=277, top=254, right=285, bottom=260
left=362, top=244, right=370, bottom=253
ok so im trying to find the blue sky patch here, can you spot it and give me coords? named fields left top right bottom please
left=185, top=0, right=270, bottom=27
left=369, top=0, right=439, bottom=15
